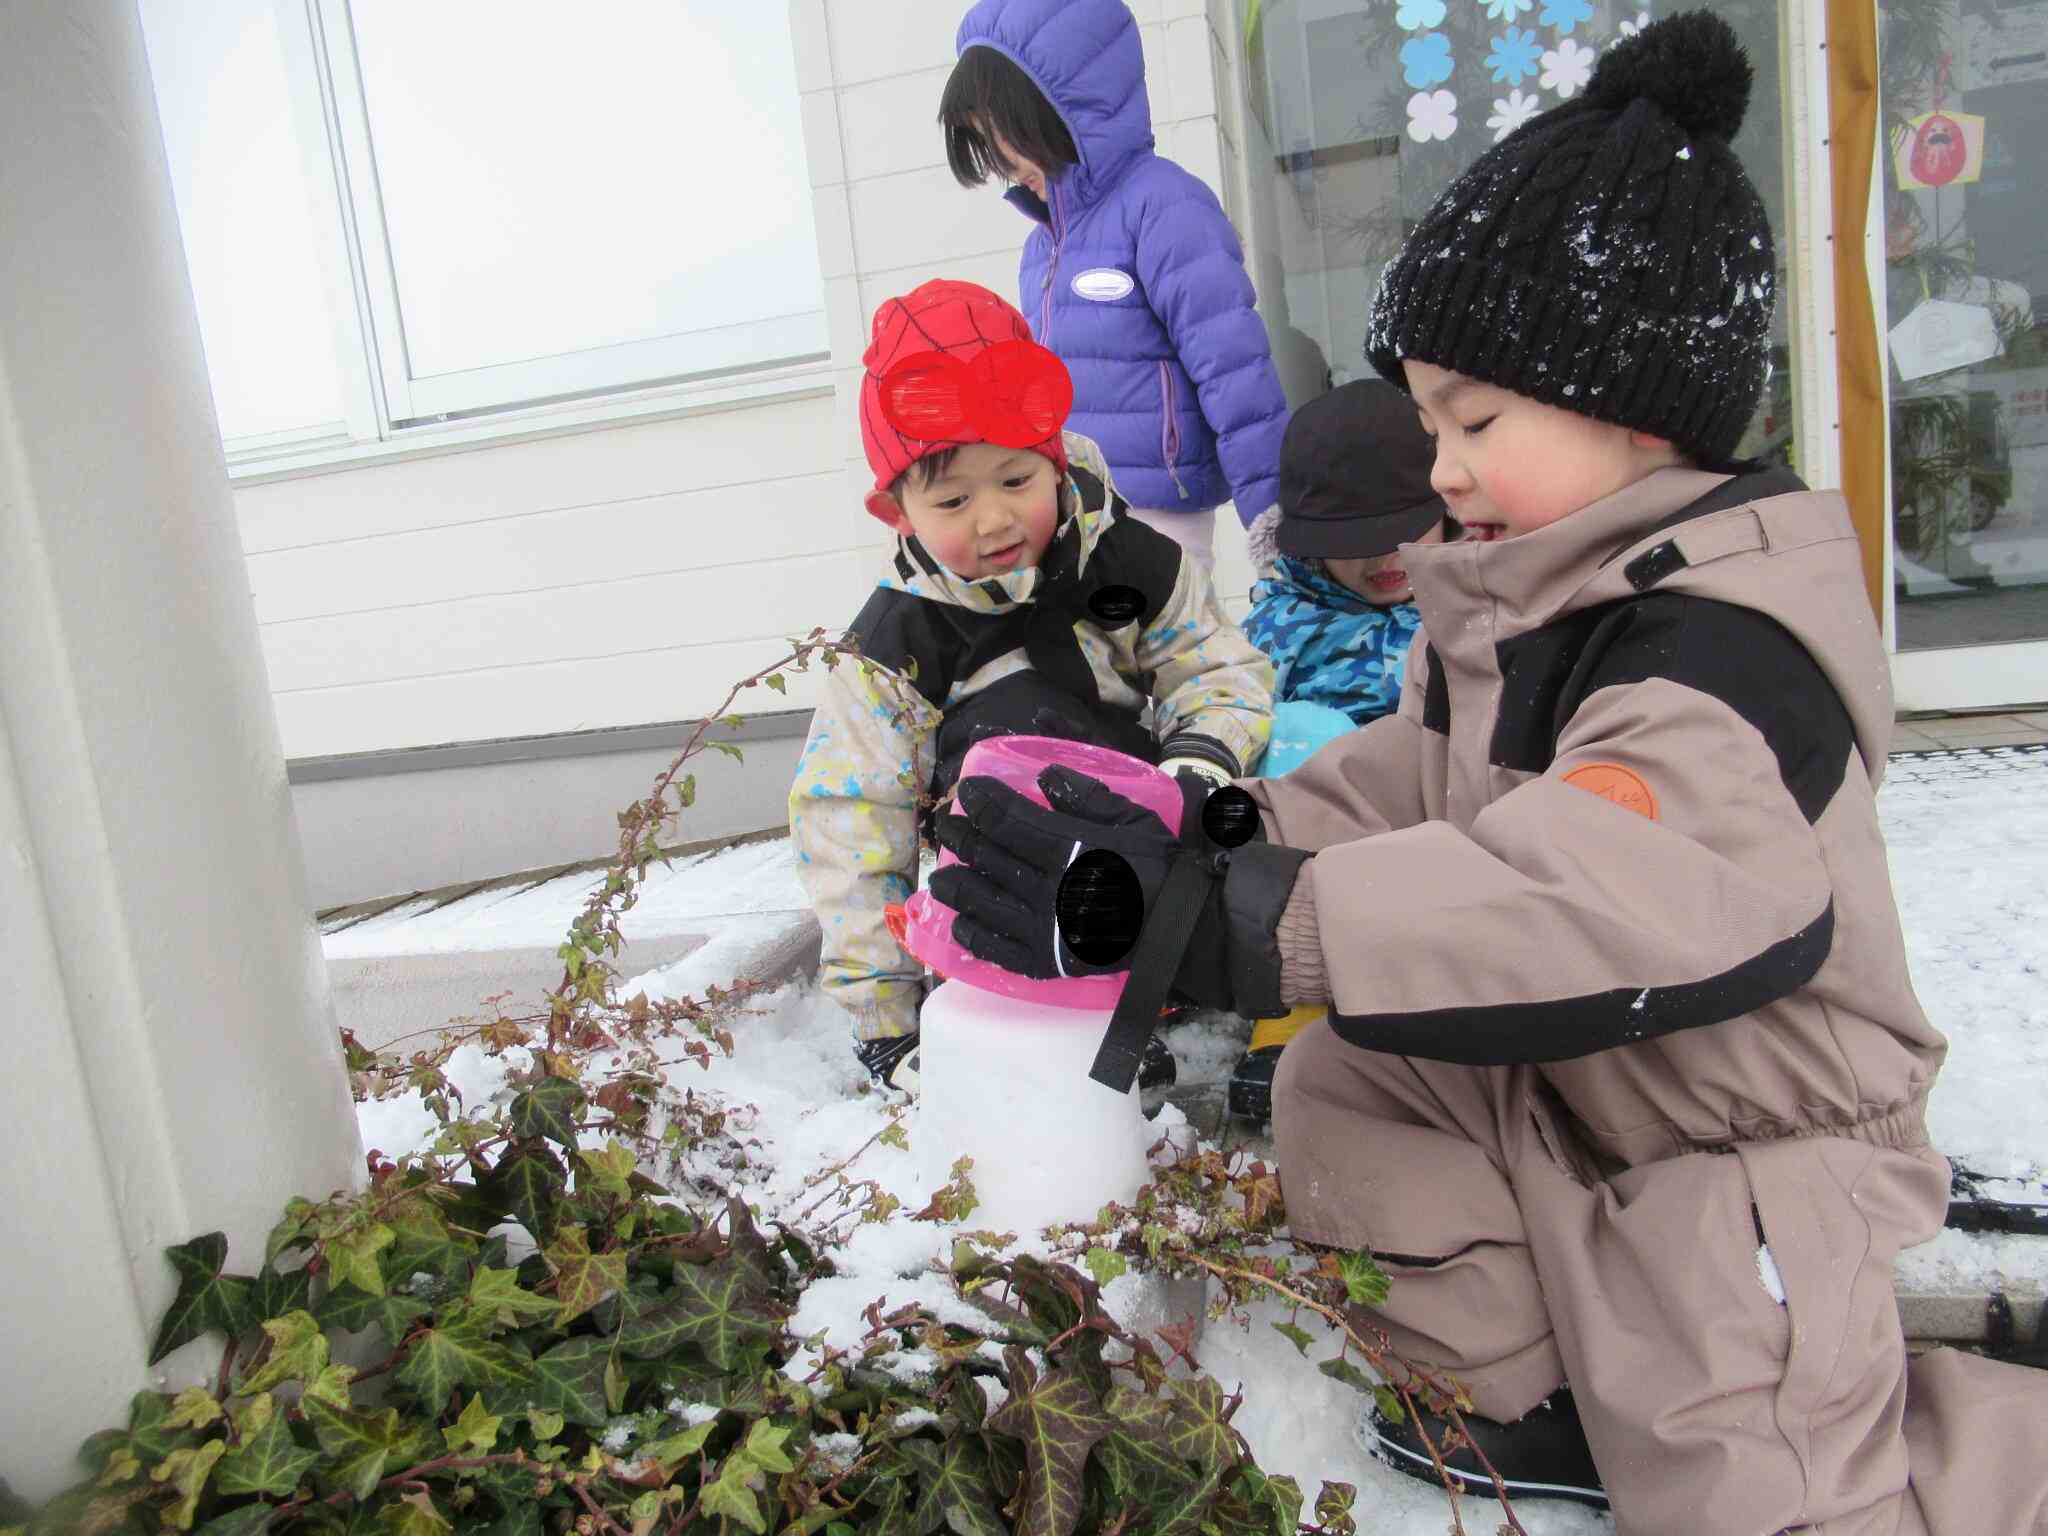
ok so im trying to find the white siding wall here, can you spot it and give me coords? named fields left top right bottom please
left=237, top=0, right=1249, bottom=765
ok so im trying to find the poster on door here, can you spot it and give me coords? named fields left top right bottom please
left=1893, top=108, right=1987, bottom=190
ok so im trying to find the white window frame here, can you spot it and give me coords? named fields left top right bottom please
left=219, top=0, right=830, bottom=480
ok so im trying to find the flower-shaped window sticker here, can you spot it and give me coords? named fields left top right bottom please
left=1540, top=0, right=1593, bottom=35
left=1541, top=36, right=1596, bottom=97
left=1486, top=27, right=1543, bottom=84
left=1487, top=87, right=1541, bottom=140
left=1400, top=31, right=1455, bottom=88
left=1396, top=0, right=1447, bottom=29
left=1407, top=89, right=1460, bottom=142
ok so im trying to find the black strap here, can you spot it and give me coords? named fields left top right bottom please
left=1089, top=850, right=1211, bottom=1093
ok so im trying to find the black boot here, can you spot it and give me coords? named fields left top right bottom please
left=1138, top=1032, right=1177, bottom=1092
left=853, top=1033, right=920, bottom=1095
left=1363, top=1385, right=1607, bottom=1510
left=1226, top=1045, right=1281, bottom=1124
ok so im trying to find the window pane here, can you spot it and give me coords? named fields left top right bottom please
left=347, top=0, right=825, bottom=383
left=140, top=0, right=348, bottom=442
left=1248, top=0, right=1796, bottom=465
left=1882, top=0, right=2048, bottom=651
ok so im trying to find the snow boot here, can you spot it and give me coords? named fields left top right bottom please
left=1138, top=1031, right=1177, bottom=1092
left=854, top=1033, right=920, bottom=1096
left=1362, top=1384, right=1608, bottom=1510
left=1226, top=1006, right=1322, bottom=1123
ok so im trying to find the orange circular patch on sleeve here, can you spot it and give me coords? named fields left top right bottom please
left=1561, top=763, right=1659, bottom=820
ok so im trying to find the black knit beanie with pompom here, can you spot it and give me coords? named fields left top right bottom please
left=1365, top=10, right=1774, bottom=465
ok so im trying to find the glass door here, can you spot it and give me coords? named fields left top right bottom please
left=1881, top=0, right=2048, bottom=709
left=1240, top=0, right=1801, bottom=464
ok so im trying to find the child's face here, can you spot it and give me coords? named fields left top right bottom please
left=877, top=442, right=1061, bottom=580
left=1324, top=522, right=1445, bottom=606
left=983, top=123, right=1051, bottom=202
left=1403, top=361, right=1680, bottom=541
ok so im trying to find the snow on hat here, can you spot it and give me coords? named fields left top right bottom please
left=1365, top=10, right=1775, bottom=466
left=859, top=279, right=1071, bottom=523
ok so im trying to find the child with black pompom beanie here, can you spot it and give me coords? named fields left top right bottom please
left=927, top=11, right=2048, bottom=1527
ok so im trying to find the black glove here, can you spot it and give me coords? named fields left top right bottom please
left=929, top=765, right=1308, bottom=1078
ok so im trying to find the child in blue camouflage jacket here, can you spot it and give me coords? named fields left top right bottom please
left=1229, top=378, right=1454, bottom=1120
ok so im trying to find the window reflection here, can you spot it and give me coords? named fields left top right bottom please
left=1884, top=0, right=2048, bottom=649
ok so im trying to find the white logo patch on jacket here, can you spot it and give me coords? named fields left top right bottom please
left=1072, top=267, right=1135, bottom=302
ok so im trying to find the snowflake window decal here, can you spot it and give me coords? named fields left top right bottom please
left=1407, top=89, right=1460, bottom=143
left=1487, top=87, right=1542, bottom=141
left=1485, top=26, right=1543, bottom=85
left=1400, top=31, right=1455, bottom=89
left=1541, top=36, right=1596, bottom=97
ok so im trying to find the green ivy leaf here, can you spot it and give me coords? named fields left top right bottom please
left=466, top=1267, right=557, bottom=1330
left=120, top=1392, right=204, bottom=1463
left=240, top=1310, right=329, bottom=1393
left=1081, top=1247, right=1126, bottom=1287
left=441, top=1395, right=503, bottom=1456
left=303, top=1397, right=404, bottom=1502
left=1161, top=1377, right=1237, bottom=1472
left=984, top=1353, right=1111, bottom=1536
left=482, top=1507, right=540, bottom=1536
left=149, top=1233, right=255, bottom=1365
left=698, top=1456, right=765, bottom=1535
left=1233, top=1465, right=1302, bottom=1536
left=313, top=1287, right=429, bottom=1347
left=1312, top=1480, right=1358, bottom=1536
left=732, top=1418, right=794, bottom=1478
left=509, top=1079, right=586, bottom=1147
left=481, top=1142, right=566, bottom=1243
left=195, top=1506, right=278, bottom=1536
left=617, top=1254, right=778, bottom=1369
left=163, top=1388, right=223, bottom=1432
left=543, top=1227, right=626, bottom=1327
left=899, top=1436, right=1006, bottom=1536
left=1314, top=1357, right=1377, bottom=1397
left=525, top=1336, right=611, bottom=1428
left=325, top=1223, right=396, bottom=1298
left=763, top=673, right=786, bottom=695
left=576, top=1141, right=638, bottom=1200
left=1269, top=1320, right=1315, bottom=1357
left=395, top=1320, right=534, bottom=1408
left=524, top=1409, right=565, bottom=1442
left=878, top=1121, right=909, bottom=1152
left=1335, top=1250, right=1389, bottom=1309
left=373, top=1490, right=451, bottom=1536
left=1095, top=1387, right=1197, bottom=1503
left=643, top=1420, right=716, bottom=1476
left=265, top=1199, right=320, bottom=1267
left=216, top=1393, right=322, bottom=1498
left=381, top=1217, right=476, bottom=1290
left=149, top=1440, right=226, bottom=1531
left=1138, top=1460, right=1225, bottom=1536
left=247, top=1265, right=313, bottom=1325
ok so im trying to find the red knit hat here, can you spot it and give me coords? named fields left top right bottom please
left=859, top=279, right=1072, bottom=524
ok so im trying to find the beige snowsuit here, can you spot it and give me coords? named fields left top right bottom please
left=1245, top=466, right=2048, bottom=1533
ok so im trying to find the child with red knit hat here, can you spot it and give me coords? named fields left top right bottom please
left=790, top=279, right=1273, bottom=1092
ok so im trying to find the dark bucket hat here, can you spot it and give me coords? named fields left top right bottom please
left=1276, top=378, right=1446, bottom=560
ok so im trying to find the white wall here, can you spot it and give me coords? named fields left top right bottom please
left=232, top=0, right=1261, bottom=776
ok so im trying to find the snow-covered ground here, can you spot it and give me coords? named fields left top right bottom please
left=346, top=744, right=2048, bottom=1534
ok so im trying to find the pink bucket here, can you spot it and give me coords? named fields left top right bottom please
left=894, top=735, right=1182, bottom=1010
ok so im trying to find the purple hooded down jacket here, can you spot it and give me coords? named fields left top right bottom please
left=957, top=0, right=1288, bottom=525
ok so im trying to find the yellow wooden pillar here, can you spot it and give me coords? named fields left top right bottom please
left=1826, top=0, right=1887, bottom=619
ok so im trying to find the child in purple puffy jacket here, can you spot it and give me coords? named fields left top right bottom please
left=940, top=0, right=1291, bottom=575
